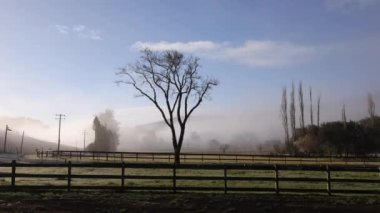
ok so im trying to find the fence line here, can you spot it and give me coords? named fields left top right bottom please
left=0, top=160, right=379, bottom=195
left=37, top=150, right=380, bottom=165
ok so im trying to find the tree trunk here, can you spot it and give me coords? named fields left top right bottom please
left=174, top=147, right=181, bottom=164
left=175, top=126, right=186, bottom=164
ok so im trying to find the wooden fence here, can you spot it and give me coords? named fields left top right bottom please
left=0, top=161, right=379, bottom=195
left=37, top=150, right=380, bottom=165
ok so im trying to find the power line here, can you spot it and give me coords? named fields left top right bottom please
left=56, top=114, right=66, bottom=152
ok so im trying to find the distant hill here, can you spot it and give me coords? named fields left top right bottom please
left=0, top=130, right=74, bottom=154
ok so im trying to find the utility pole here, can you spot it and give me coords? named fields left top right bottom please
left=20, top=131, right=25, bottom=154
left=3, top=125, right=12, bottom=153
left=56, top=114, right=65, bottom=152
left=83, top=130, right=87, bottom=151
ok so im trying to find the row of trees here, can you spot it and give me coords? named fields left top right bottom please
left=295, top=115, right=380, bottom=155
left=281, top=81, right=321, bottom=152
left=281, top=83, right=379, bottom=155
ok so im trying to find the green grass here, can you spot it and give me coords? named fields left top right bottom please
left=0, top=164, right=378, bottom=194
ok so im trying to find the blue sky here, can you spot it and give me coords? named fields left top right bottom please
left=0, top=0, right=379, bottom=148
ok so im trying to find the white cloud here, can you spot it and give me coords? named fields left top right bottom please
left=55, top=25, right=70, bottom=34
left=132, top=40, right=321, bottom=67
left=133, top=41, right=223, bottom=52
left=72, top=25, right=102, bottom=40
left=219, top=41, right=319, bottom=67
left=325, top=0, right=378, bottom=12
left=72, top=25, right=86, bottom=32
left=54, top=24, right=102, bottom=40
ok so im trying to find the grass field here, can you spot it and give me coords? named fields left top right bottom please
left=28, top=152, right=380, bottom=166
left=0, top=155, right=379, bottom=212
left=0, top=162, right=378, bottom=194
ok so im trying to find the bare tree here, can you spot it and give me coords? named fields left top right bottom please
left=116, top=49, right=218, bottom=163
left=290, top=82, right=296, bottom=142
left=368, top=93, right=376, bottom=125
left=298, top=81, right=305, bottom=130
left=309, top=87, right=314, bottom=126
left=281, top=87, right=290, bottom=150
left=317, top=94, right=321, bottom=127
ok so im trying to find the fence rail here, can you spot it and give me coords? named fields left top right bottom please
left=37, top=150, right=380, bottom=165
left=0, top=160, right=379, bottom=195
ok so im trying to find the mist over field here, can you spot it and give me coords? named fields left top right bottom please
left=0, top=90, right=378, bottom=153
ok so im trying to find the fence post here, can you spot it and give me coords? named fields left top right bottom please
left=218, top=154, right=221, bottom=163
left=201, top=153, right=204, bottom=162
left=136, top=153, right=138, bottom=162
left=11, top=160, right=16, bottom=188
left=224, top=166, right=228, bottom=194
left=326, top=165, right=331, bottom=196
left=67, top=161, right=72, bottom=192
left=121, top=163, right=125, bottom=192
left=173, top=163, right=177, bottom=193
left=274, top=164, right=279, bottom=195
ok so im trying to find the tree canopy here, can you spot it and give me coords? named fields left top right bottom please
left=87, top=111, right=119, bottom=152
left=294, top=116, right=380, bottom=155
